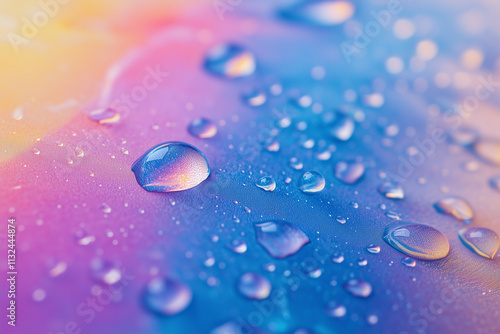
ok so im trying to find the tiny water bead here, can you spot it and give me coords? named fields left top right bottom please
left=343, top=279, right=372, bottom=298
left=378, top=182, right=404, bottom=199
left=434, top=197, right=473, bottom=222
left=143, top=277, right=192, bottom=316
left=131, top=142, right=210, bottom=192
left=366, top=245, right=381, bottom=254
left=331, top=253, right=344, bottom=263
left=489, top=175, right=500, bottom=191
left=88, top=108, right=120, bottom=124
left=325, top=302, right=347, bottom=318
left=458, top=228, right=500, bottom=259
left=227, top=239, right=248, bottom=254
left=473, top=139, right=500, bottom=165
left=298, top=171, right=325, bottom=193
left=335, top=161, right=365, bottom=184
left=203, top=44, right=256, bottom=78
left=243, top=90, right=267, bottom=107
left=329, top=115, right=355, bottom=141
left=90, top=259, right=121, bottom=285
left=188, top=118, right=217, bottom=138
left=254, top=220, right=310, bottom=259
left=401, top=257, right=416, bottom=267
left=237, top=273, right=271, bottom=300
left=280, top=1, right=355, bottom=26
left=255, top=176, right=276, bottom=192
left=289, top=157, right=304, bottom=170
left=383, top=223, right=450, bottom=260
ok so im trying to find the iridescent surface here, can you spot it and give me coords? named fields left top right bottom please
left=131, top=142, right=210, bottom=192
left=458, top=227, right=500, bottom=259
left=254, top=221, right=310, bottom=259
left=434, top=197, right=474, bottom=223
left=383, top=224, right=450, bottom=260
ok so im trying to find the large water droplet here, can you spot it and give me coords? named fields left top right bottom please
left=255, top=176, right=276, bottom=192
left=254, top=220, right=310, bottom=259
left=378, top=182, right=404, bottom=199
left=188, top=118, right=217, bottom=138
left=335, top=161, right=365, bottom=184
left=383, top=223, right=450, bottom=260
left=458, top=227, right=499, bottom=259
left=88, top=108, right=120, bottom=124
left=474, top=139, right=500, bottom=165
left=280, top=1, right=355, bottom=26
left=143, top=277, right=192, bottom=316
left=204, top=44, right=256, bottom=78
left=343, top=279, right=372, bottom=298
left=299, top=171, right=325, bottom=193
left=237, top=273, right=271, bottom=300
left=131, top=142, right=210, bottom=192
left=329, top=115, right=355, bottom=141
left=434, top=197, right=473, bottom=222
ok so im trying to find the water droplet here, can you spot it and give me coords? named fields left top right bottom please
left=343, top=279, right=372, bottom=298
left=448, top=128, right=478, bottom=146
left=367, top=315, right=379, bottom=325
left=357, top=257, right=367, bottom=266
left=143, top=277, right=192, bottom=316
left=90, top=259, right=121, bottom=285
left=131, top=142, right=210, bottom=192
left=243, top=90, right=267, bottom=107
left=75, top=147, right=84, bottom=157
left=254, top=220, right=310, bottom=259
left=237, top=273, right=271, bottom=300
left=227, top=239, right=248, bottom=254
left=474, top=139, right=500, bottom=165
left=458, top=227, right=499, bottom=259
left=378, top=182, right=404, bottom=199
left=188, top=118, right=217, bottom=138
left=386, top=210, right=402, bottom=220
left=434, top=197, right=473, bottom=222
left=489, top=175, right=500, bottom=191
left=325, top=301, right=346, bottom=318
left=401, top=257, right=416, bottom=267
left=331, top=253, right=344, bottom=263
left=264, top=139, right=280, bottom=152
left=280, top=1, right=355, bottom=26
left=315, top=150, right=332, bottom=161
left=32, top=148, right=40, bottom=155
left=101, top=203, right=112, bottom=214
left=383, top=223, right=450, bottom=260
left=255, top=176, right=276, bottom=192
left=204, top=44, right=256, bottom=78
left=329, top=115, right=355, bottom=141
left=298, top=171, right=325, bottom=193
left=366, top=245, right=380, bottom=254
left=335, top=161, right=365, bottom=184
left=88, top=108, right=120, bottom=124
left=289, top=157, right=304, bottom=170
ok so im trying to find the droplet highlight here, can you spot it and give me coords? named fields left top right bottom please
left=254, top=220, right=310, bottom=259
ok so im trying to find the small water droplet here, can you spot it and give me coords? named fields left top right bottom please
left=254, top=220, right=310, bottom=259
left=383, top=223, right=450, bottom=260
left=255, top=176, right=276, bottom=192
left=367, top=315, right=379, bottom=325
left=386, top=210, right=402, bottom=220
left=264, top=139, right=280, bottom=152
left=32, top=148, right=40, bottom=155
left=474, top=139, right=500, bottom=165
left=335, top=161, right=365, bottom=184
left=75, top=147, right=84, bottom=157
left=280, top=1, right=355, bottom=26
left=489, top=175, right=500, bottom=191
left=227, top=239, right=248, bottom=254
left=325, top=301, right=346, bottom=318
left=448, top=128, right=478, bottom=146
left=401, top=257, right=416, bottom=267
left=188, top=118, right=217, bottom=138
left=329, top=115, right=355, bottom=141
left=378, top=182, right=404, bottom=199
left=357, top=257, right=368, bottom=266
left=131, top=142, right=210, bottom=192
left=237, top=273, right=271, bottom=300
left=243, top=90, right=267, bottom=107
left=298, top=171, right=325, bottom=193
left=204, top=44, right=256, bottom=78
left=343, top=279, right=372, bottom=298
left=315, top=150, right=332, bottom=161
left=458, top=227, right=499, bottom=259
left=101, top=203, right=112, bottom=214
left=331, top=253, right=344, bottom=263
left=143, top=277, right=192, bottom=316
left=289, top=157, right=304, bottom=170
left=88, top=108, right=120, bottom=124
left=90, top=259, right=121, bottom=285
left=434, top=197, right=473, bottom=222
left=366, top=245, right=380, bottom=254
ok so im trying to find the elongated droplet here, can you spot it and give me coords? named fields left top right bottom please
left=434, top=197, right=473, bottom=223
left=474, top=139, right=500, bottom=165
left=330, top=115, right=355, bottom=141
left=335, top=161, right=365, bottom=184
left=343, top=279, right=372, bottom=298
left=366, top=245, right=380, bottom=254
left=448, top=128, right=478, bottom=146
left=254, top=220, right=310, bottom=259
left=489, top=175, right=500, bottom=191
left=280, top=1, right=355, bottom=26
left=188, top=118, right=217, bottom=138
left=143, top=278, right=192, bottom=316
left=378, top=182, right=404, bottom=199
left=88, top=108, right=120, bottom=124
left=255, top=176, right=276, bottom=191
left=383, top=223, right=450, bottom=260
left=204, top=44, right=256, bottom=78
left=132, top=142, right=210, bottom=192
left=299, top=171, right=325, bottom=193
left=458, top=227, right=499, bottom=259
left=237, top=273, right=271, bottom=300
left=401, top=257, right=416, bottom=267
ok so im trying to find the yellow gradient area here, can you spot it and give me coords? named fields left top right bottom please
left=0, top=0, right=185, bottom=162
